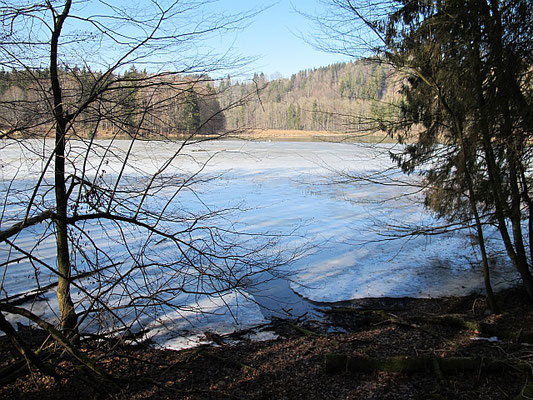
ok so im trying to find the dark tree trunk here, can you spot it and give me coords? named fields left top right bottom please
left=482, top=0, right=533, bottom=300
left=50, top=0, right=78, bottom=334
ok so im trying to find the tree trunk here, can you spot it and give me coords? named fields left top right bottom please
left=50, top=0, right=78, bottom=334
left=459, top=38, right=499, bottom=313
left=455, top=122, right=499, bottom=311
left=472, top=50, right=533, bottom=300
left=467, top=180, right=499, bottom=314
left=481, top=0, right=533, bottom=301
left=431, top=41, right=499, bottom=312
left=518, top=169, right=533, bottom=264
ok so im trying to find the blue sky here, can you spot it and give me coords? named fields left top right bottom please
left=209, top=0, right=352, bottom=78
left=65, top=0, right=351, bottom=79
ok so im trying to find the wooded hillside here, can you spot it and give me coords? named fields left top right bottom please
left=217, top=60, right=399, bottom=132
left=0, top=60, right=400, bottom=138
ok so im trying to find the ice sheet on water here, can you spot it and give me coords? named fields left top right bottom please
left=0, top=139, right=522, bottom=348
left=179, top=141, right=520, bottom=302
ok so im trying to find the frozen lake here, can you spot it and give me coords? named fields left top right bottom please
left=0, top=139, right=519, bottom=348
left=171, top=140, right=517, bottom=298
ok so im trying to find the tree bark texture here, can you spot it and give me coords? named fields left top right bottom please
left=50, top=0, right=78, bottom=334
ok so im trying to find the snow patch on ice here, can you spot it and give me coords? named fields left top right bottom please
left=144, top=291, right=268, bottom=350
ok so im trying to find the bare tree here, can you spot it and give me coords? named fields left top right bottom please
left=0, top=0, right=286, bottom=381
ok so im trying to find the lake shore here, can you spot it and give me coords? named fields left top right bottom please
left=8, top=128, right=394, bottom=143
left=229, top=129, right=393, bottom=143
left=1, top=286, right=531, bottom=399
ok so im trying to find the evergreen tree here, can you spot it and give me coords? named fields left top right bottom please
left=342, top=0, right=533, bottom=305
left=180, top=90, right=201, bottom=133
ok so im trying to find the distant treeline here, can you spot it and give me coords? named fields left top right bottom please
left=0, top=67, right=225, bottom=138
left=217, top=60, right=400, bottom=132
left=0, top=60, right=400, bottom=138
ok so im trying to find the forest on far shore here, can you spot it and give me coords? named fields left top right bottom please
left=219, top=60, right=398, bottom=133
left=0, top=60, right=398, bottom=138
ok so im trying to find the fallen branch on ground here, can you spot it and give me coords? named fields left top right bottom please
left=324, top=308, right=533, bottom=344
left=324, top=353, right=532, bottom=375
left=0, top=312, right=58, bottom=381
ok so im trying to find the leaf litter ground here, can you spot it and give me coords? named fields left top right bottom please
left=1, top=287, right=532, bottom=399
